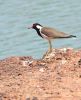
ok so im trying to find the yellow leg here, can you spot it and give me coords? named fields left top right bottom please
left=42, top=40, right=52, bottom=59
left=48, top=40, right=52, bottom=53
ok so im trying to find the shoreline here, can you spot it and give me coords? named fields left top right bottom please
left=0, top=48, right=81, bottom=100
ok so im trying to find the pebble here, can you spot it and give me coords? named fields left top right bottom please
left=39, top=68, right=44, bottom=72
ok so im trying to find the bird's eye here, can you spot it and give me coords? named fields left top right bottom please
left=32, top=24, right=36, bottom=28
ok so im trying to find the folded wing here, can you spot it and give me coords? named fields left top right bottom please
left=41, top=27, right=74, bottom=39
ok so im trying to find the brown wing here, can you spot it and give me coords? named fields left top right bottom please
left=41, top=27, right=70, bottom=39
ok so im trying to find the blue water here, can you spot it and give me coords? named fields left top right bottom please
left=0, top=0, right=81, bottom=59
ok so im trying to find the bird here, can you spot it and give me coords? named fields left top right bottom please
left=28, top=23, right=76, bottom=56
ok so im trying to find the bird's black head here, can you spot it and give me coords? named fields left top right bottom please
left=32, top=23, right=42, bottom=29
left=28, top=23, right=43, bottom=38
left=28, top=23, right=43, bottom=30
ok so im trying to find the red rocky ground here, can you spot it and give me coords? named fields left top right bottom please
left=0, top=48, right=81, bottom=100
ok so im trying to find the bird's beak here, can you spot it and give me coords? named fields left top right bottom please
left=27, top=26, right=32, bottom=29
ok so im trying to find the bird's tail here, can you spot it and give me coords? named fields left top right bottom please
left=59, top=35, right=76, bottom=38
left=68, top=35, right=76, bottom=38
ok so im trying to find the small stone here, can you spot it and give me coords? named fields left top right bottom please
left=66, top=48, right=73, bottom=54
left=26, top=97, right=30, bottom=100
left=32, top=96, right=38, bottom=100
left=39, top=68, right=44, bottom=72
left=78, top=59, right=81, bottom=65
left=22, top=61, right=28, bottom=66
left=22, top=60, right=33, bottom=66
left=60, top=48, right=67, bottom=53
left=79, top=75, right=81, bottom=78
left=61, top=60, right=67, bottom=64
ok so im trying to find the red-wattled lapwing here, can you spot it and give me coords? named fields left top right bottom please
left=28, top=23, right=76, bottom=57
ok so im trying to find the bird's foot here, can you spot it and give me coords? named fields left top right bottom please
left=42, top=51, right=48, bottom=59
left=42, top=49, right=52, bottom=59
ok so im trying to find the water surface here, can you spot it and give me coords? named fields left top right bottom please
left=0, top=0, right=81, bottom=59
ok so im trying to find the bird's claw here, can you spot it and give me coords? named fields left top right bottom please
left=42, top=49, right=52, bottom=59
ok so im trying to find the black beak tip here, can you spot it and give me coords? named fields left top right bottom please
left=27, top=26, right=32, bottom=29
left=27, top=27, right=30, bottom=29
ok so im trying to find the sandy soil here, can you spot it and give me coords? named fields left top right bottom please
left=0, top=48, right=81, bottom=100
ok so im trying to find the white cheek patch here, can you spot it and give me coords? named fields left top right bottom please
left=36, top=25, right=42, bottom=33
left=36, top=25, right=42, bottom=30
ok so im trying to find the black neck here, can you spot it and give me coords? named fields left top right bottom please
left=35, top=29, right=43, bottom=38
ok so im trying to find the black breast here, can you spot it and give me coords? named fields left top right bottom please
left=35, top=29, right=43, bottom=38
